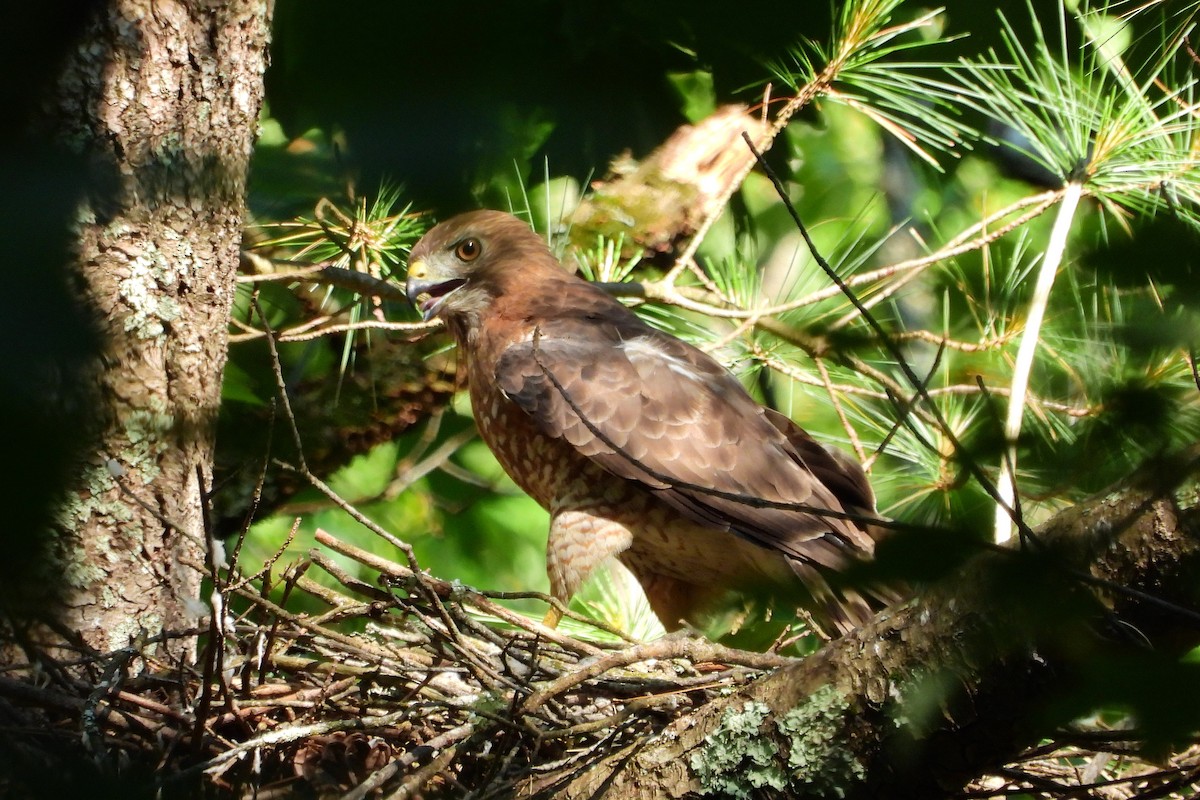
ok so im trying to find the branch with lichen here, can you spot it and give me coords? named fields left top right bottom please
left=550, top=450, right=1200, bottom=799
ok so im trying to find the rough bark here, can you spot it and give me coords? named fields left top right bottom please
left=553, top=453, right=1200, bottom=799
left=21, top=0, right=272, bottom=662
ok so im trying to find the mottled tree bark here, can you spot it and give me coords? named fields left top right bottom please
left=24, top=0, right=271, bottom=663
left=552, top=454, right=1200, bottom=799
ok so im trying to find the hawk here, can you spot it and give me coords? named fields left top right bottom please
left=406, top=210, right=890, bottom=636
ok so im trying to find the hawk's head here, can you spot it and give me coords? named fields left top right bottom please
left=406, top=210, right=558, bottom=327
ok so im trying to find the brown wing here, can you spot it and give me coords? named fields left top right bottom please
left=494, top=298, right=877, bottom=572
left=762, top=407, right=876, bottom=517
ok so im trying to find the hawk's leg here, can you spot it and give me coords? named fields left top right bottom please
left=543, top=508, right=633, bottom=628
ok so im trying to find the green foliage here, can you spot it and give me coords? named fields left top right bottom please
left=956, top=2, right=1200, bottom=222
left=772, top=0, right=978, bottom=167
left=668, top=69, right=717, bottom=123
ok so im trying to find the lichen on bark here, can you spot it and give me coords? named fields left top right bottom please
left=6, top=0, right=273, bottom=666
left=690, top=686, right=863, bottom=799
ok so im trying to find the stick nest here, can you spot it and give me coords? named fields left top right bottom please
left=1, top=528, right=1196, bottom=799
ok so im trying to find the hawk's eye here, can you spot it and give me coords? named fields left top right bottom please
left=454, top=238, right=481, bottom=262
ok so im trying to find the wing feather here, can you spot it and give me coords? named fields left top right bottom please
left=495, top=306, right=878, bottom=570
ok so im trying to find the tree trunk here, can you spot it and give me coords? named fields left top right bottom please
left=24, top=0, right=271, bottom=664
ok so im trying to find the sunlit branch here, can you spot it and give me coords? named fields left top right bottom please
left=994, top=181, right=1084, bottom=545
left=647, top=190, right=1063, bottom=323
left=751, top=346, right=1092, bottom=417
left=815, top=356, right=867, bottom=462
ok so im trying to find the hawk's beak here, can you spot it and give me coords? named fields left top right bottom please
left=406, top=258, right=466, bottom=321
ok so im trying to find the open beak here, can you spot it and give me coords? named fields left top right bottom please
left=406, top=258, right=466, bottom=321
